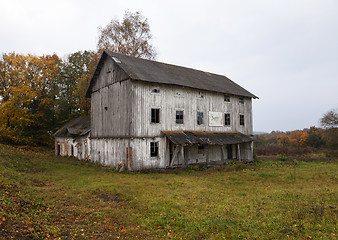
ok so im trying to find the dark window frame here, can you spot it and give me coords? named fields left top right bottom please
left=151, top=108, right=160, bottom=123
left=240, top=114, right=245, bottom=126
left=176, top=110, right=184, bottom=124
left=239, top=97, right=244, bottom=104
left=197, top=112, right=204, bottom=125
left=150, top=142, right=159, bottom=157
left=224, top=95, right=230, bottom=102
left=224, top=113, right=231, bottom=126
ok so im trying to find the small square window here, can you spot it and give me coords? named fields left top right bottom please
left=197, top=112, right=204, bottom=125
left=239, top=97, right=244, bottom=104
left=176, top=110, right=184, bottom=124
left=224, top=95, right=230, bottom=102
left=150, top=142, right=159, bottom=157
left=240, top=114, right=245, bottom=126
left=224, top=113, right=231, bottom=126
left=151, top=108, right=160, bottom=123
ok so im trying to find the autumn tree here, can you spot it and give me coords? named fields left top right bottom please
left=97, top=10, right=157, bottom=60
left=320, top=109, right=338, bottom=149
left=0, top=53, right=61, bottom=145
left=320, top=108, right=338, bottom=128
left=289, top=130, right=309, bottom=149
left=58, top=51, right=94, bottom=124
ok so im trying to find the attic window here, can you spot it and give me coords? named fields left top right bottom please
left=239, top=97, right=244, bottom=104
left=175, top=92, right=183, bottom=98
left=112, top=57, right=121, bottom=63
left=198, top=92, right=204, bottom=99
left=224, top=95, right=230, bottom=102
left=151, top=88, right=160, bottom=93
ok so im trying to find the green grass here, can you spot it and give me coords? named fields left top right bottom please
left=0, top=144, right=337, bottom=239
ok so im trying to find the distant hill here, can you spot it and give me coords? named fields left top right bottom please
left=253, top=131, right=268, bottom=135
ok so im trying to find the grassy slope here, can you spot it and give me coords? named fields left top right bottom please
left=0, top=144, right=337, bottom=239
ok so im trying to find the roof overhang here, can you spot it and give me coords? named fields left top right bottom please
left=162, top=130, right=253, bottom=146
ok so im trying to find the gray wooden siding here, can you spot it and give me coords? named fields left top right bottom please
left=131, top=81, right=253, bottom=137
left=91, top=57, right=132, bottom=138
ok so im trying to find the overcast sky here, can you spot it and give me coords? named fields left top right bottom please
left=1, top=0, right=337, bottom=132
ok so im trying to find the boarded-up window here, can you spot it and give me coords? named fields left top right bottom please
left=224, top=113, right=231, bottom=126
left=240, top=114, right=245, bottom=126
left=197, top=112, right=204, bottom=125
left=209, top=112, right=224, bottom=126
left=224, top=95, right=230, bottom=102
left=176, top=110, right=184, bottom=124
left=150, top=142, right=159, bottom=157
left=151, top=108, right=160, bottom=123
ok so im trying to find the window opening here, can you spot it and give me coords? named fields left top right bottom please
left=197, top=112, right=204, bottom=125
left=239, top=97, right=244, bottom=104
left=150, top=142, right=159, bottom=157
left=151, top=108, right=160, bottom=123
left=151, top=88, right=160, bottom=93
left=176, top=110, right=184, bottom=124
left=224, top=113, right=231, bottom=126
left=224, top=95, right=230, bottom=102
left=240, top=114, right=245, bottom=126
left=198, top=145, right=205, bottom=155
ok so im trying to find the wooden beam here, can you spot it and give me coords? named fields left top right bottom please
left=237, top=144, right=241, bottom=162
left=181, top=146, right=186, bottom=167
left=170, top=145, right=180, bottom=167
left=221, top=145, right=226, bottom=162
left=205, top=146, right=209, bottom=166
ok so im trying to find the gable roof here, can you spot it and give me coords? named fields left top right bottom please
left=54, top=116, right=91, bottom=138
left=86, top=51, right=258, bottom=99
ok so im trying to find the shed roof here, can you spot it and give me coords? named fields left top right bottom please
left=86, top=51, right=258, bottom=99
left=162, top=130, right=253, bottom=146
left=54, top=116, right=91, bottom=138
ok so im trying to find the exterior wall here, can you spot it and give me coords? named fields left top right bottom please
left=91, top=57, right=132, bottom=138
left=55, top=137, right=75, bottom=157
left=131, top=81, right=253, bottom=137
left=55, top=136, right=90, bottom=160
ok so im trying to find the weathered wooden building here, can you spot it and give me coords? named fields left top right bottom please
left=54, top=116, right=91, bottom=160
left=84, top=51, right=258, bottom=170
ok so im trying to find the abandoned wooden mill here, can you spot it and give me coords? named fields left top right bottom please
left=55, top=51, right=258, bottom=170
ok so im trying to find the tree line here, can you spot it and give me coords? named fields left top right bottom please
left=0, top=10, right=156, bottom=146
left=254, top=109, right=338, bottom=153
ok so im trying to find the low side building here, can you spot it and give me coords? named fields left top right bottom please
left=54, top=116, right=91, bottom=160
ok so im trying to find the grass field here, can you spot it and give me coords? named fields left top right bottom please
left=0, top=144, right=337, bottom=239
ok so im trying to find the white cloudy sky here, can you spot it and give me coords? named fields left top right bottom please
left=1, top=0, right=337, bottom=132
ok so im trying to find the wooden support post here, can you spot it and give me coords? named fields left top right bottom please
left=237, top=144, right=241, bottom=162
left=250, top=141, right=254, bottom=161
left=170, top=145, right=180, bottom=167
left=205, top=146, right=209, bottom=166
left=181, top=146, right=186, bottom=167
left=221, top=145, right=226, bottom=163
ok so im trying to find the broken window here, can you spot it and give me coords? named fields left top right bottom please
left=224, top=95, right=230, bottom=102
left=151, top=108, right=160, bottom=123
left=224, top=113, right=231, bottom=126
left=198, top=145, right=204, bottom=155
left=150, top=142, right=159, bottom=157
left=197, top=112, right=204, bottom=125
left=151, top=88, right=160, bottom=93
left=176, top=110, right=184, bottom=124
left=239, top=97, right=244, bottom=104
left=240, top=114, right=245, bottom=126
